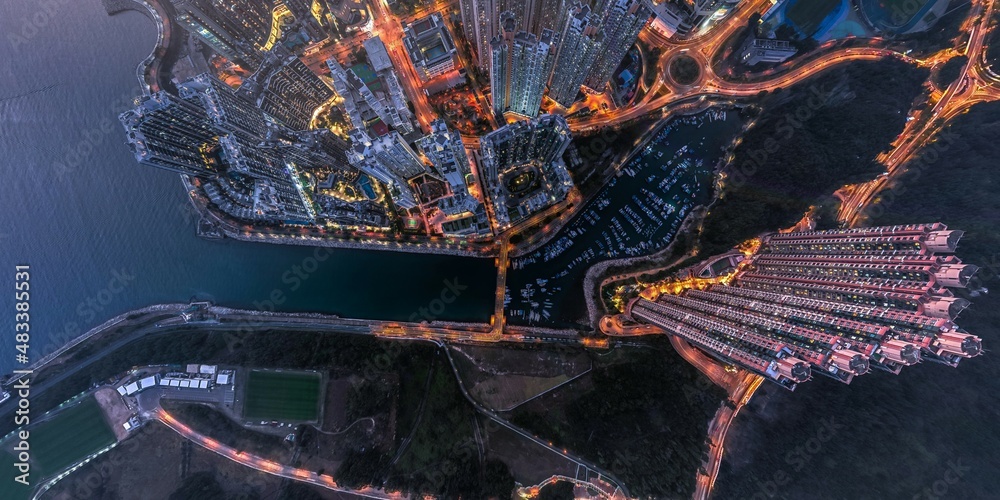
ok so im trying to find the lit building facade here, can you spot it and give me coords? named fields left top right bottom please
left=548, top=4, right=602, bottom=106
left=461, top=0, right=570, bottom=68
left=479, top=114, right=574, bottom=229
left=284, top=0, right=331, bottom=41
left=738, top=34, right=797, bottom=65
left=583, top=0, right=650, bottom=91
left=490, top=21, right=554, bottom=117
left=119, top=91, right=222, bottom=177
left=403, top=14, right=459, bottom=82
left=621, top=224, right=983, bottom=390
left=120, top=75, right=320, bottom=224
left=417, top=120, right=491, bottom=236
left=347, top=129, right=427, bottom=209
left=328, top=38, right=416, bottom=136
left=238, top=47, right=335, bottom=132
left=173, top=0, right=273, bottom=67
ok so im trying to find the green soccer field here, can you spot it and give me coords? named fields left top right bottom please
left=244, top=370, right=321, bottom=422
left=29, top=397, right=116, bottom=477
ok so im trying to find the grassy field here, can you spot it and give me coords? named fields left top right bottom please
left=29, top=397, right=116, bottom=478
left=244, top=370, right=321, bottom=422
left=0, top=452, right=33, bottom=500
left=786, top=0, right=842, bottom=36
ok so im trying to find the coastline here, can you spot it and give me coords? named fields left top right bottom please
left=582, top=205, right=706, bottom=327
left=181, top=176, right=497, bottom=258
left=104, top=0, right=169, bottom=95
left=2, top=301, right=586, bottom=387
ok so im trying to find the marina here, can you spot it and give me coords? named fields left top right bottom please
left=505, top=109, right=742, bottom=326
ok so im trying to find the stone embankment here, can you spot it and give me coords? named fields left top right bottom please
left=582, top=207, right=705, bottom=327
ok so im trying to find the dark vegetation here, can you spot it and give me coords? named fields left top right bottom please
left=698, top=59, right=928, bottom=256
left=381, top=354, right=515, bottom=499
left=713, top=100, right=1000, bottom=500
left=989, top=19, right=1000, bottom=70
left=640, top=42, right=663, bottom=90
left=336, top=448, right=392, bottom=489
left=668, top=55, right=701, bottom=85
left=774, top=25, right=819, bottom=54
left=9, top=329, right=513, bottom=498
left=934, top=55, right=968, bottom=89
left=511, top=338, right=726, bottom=498
left=568, top=116, right=662, bottom=198
left=161, top=402, right=289, bottom=460
left=539, top=480, right=576, bottom=499
left=277, top=483, right=326, bottom=500
left=346, top=377, right=395, bottom=422
left=168, top=471, right=227, bottom=500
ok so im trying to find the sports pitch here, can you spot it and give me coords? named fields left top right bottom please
left=29, top=397, right=116, bottom=477
left=244, top=370, right=322, bottom=422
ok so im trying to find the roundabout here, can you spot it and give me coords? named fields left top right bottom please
left=667, top=52, right=704, bottom=87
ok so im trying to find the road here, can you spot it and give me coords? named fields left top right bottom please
left=369, top=0, right=439, bottom=132
left=494, top=233, right=510, bottom=335
left=838, top=0, right=999, bottom=227
left=441, top=347, right=630, bottom=499
left=154, top=408, right=394, bottom=499
left=0, top=302, right=597, bottom=422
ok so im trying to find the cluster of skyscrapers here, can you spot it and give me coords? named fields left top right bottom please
left=120, top=72, right=352, bottom=224
left=479, top=114, right=574, bottom=228
left=173, top=0, right=275, bottom=67
left=462, top=0, right=651, bottom=116
left=328, top=37, right=417, bottom=136
left=123, top=1, right=645, bottom=237
left=238, top=46, right=335, bottom=131
left=619, top=224, right=983, bottom=389
left=646, top=0, right=740, bottom=37
left=346, top=120, right=489, bottom=236
left=174, top=0, right=369, bottom=69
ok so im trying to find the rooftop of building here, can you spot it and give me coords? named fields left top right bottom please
left=403, top=13, right=456, bottom=67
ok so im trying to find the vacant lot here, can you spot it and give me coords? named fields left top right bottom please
left=450, top=345, right=593, bottom=410
left=244, top=370, right=322, bottom=422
